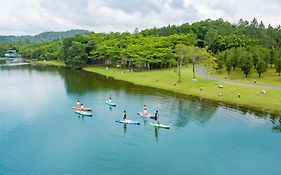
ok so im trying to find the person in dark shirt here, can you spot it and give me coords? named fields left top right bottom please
left=123, top=111, right=127, bottom=121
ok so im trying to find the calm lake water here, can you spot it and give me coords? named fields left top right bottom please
left=0, top=64, right=281, bottom=174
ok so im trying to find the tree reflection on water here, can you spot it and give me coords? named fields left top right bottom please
left=172, top=98, right=218, bottom=128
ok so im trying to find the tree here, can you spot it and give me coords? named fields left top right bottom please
left=225, top=48, right=240, bottom=70
left=240, top=53, right=253, bottom=77
left=185, top=46, right=216, bottom=79
left=225, top=56, right=232, bottom=74
left=255, top=59, right=267, bottom=77
left=65, top=41, right=87, bottom=69
left=269, top=47, right=279, bottom=67
left=175, top=44, right=188, bottom=82
left=275, top=57, right=281, bottom=76
left=259, top=21, right=265, bottom=29
left=214, top=51, right=225, bottom=71
left=251, top=47, right=259, bottom=68
left=204, top=29, right=219, bottom=53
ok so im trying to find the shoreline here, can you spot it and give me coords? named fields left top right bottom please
left=29, top=60, right=281, bottom=115
left=0, top=57, right=15, bottom=61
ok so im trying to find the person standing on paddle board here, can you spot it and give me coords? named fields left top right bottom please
left=80, top=104, right=85, bottom=111
left=109, top=94, right=112, bottom=102
left=154, top=110, right=159, bottom=120
left=144, top=105, right=148, bottom=115
left=123, top=111, right=127, bottom=121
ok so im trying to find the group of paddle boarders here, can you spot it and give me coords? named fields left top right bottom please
left=74, top=95, right=161, bottom=125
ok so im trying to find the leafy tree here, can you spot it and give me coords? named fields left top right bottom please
left=214, top=51, right=225, bottom=71
left=204, top=29, right=219, bottom=53
left=275, top=57, right=281, bottom=76
left=65, top=41, right=87, bottom=69
left=184, top=46, right=216, bottom=79
left=175, top=44, right=188, bottom=82
left=240, top=53, right=253, bottom=77
left=255, top=59, right=267, bottom=77
left=225, top=57, right=232, bottom=74
left=269, top=47, right=279, bottom=67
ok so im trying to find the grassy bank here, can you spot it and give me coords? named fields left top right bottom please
left=0, top=57, right=13, bottom=61
left=29, top=60, right=66, bottom=67
left=83, top=66, right=281, bottom=114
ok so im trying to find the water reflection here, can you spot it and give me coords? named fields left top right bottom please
left=122, top=123, right=127, bottom=137
left=173, top=98, right=218, bottom=128
left=77, top=114, right=85, bottom=121
left=142, top=118, right=147, bottom=126
left=154, top=128, right=159, bottom=142
left=271, top=116, right=281, bottom=133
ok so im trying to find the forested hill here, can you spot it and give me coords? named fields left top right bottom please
left=0, top=29, right=89, bottom=43
left=141, top=18, right=281, bottom=51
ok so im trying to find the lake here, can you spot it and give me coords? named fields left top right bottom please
left=0, top=64, right=280, bottom=174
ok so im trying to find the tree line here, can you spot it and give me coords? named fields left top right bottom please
left=5, top=18, right=281, bottom=77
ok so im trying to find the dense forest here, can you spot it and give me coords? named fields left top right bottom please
left=3, top=18, right=281, bottom=77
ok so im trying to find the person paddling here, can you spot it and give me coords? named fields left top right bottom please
left=154, top=110, right=159, bottom=120
left=123, top=111, right=127, bottom=121
left=143, top=105, right=148, bottom=115
left=109, top=94, right=112, bottom=102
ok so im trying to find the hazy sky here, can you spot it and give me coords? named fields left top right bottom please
left=1, top=0, right=280, bottom=35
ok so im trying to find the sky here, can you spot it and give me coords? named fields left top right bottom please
left=0, top=0, right=281, bottom=35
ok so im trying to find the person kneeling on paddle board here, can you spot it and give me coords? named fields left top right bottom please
left=123, top=111, right=127, bottom=121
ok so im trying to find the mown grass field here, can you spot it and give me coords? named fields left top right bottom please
left=83, top=65, right=281, bottom=114
left=209, top=67, right=281, bottom=86
left=30, top=60, right=66, bottom=67
left=0, top=57, right=13, bottom=61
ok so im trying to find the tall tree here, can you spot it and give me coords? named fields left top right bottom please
left=269, top=47, right=279, bottom=67
left=224, top=50, right=232, bottom=74
left=275, top=57, right=281, bottom=76
left=240, top=53, right=253, bottom=77
left=255, top=59, right=267, bottom=77
left=175, top=44, right=188, bottom=82
left=65, top=41, right=87, bottom=69
left=185, top=46, right=216, bottom=79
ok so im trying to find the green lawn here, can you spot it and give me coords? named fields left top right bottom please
left=210, top=67, right=281, bottom=86
left=31, top=60, right=66, bottom=67
left=83, top=66, right=281, bottom=114
left=0, top=57, right=13, bottom=61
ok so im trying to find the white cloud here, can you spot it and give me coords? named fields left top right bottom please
left=184, top=0, right=281, bottom=26
left=0, top=0, right=281, bottom=35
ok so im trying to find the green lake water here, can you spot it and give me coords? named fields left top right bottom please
left=0, top=64, right=280, bottom=174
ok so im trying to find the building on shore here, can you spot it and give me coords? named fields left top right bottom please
left=4, top=50, right=17, bottom=58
